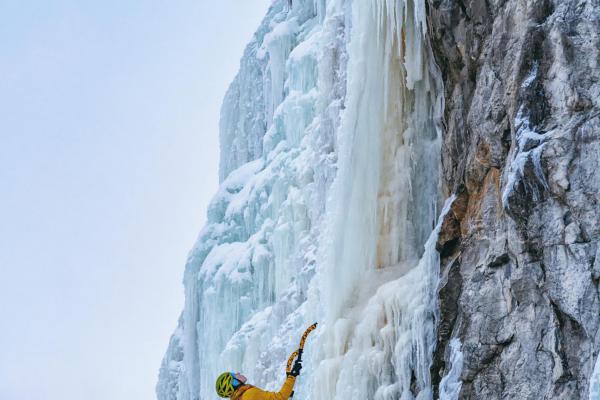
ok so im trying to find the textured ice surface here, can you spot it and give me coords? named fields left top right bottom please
left=592, top=355, right=600, bottom=400
left=438, top=339, right=463, bottom=400
left=157, top=1, right=449, bottom=399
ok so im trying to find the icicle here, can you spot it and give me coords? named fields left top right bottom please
left=439, top=339, right=464, bottom=400
left=591, top=354, right=600, bottom=400
left=311, top=0, right=444, bottom=398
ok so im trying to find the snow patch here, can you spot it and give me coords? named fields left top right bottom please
left=502, top=106, right=549, bottom=209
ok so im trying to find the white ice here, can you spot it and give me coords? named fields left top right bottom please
left=157, top=1, right=455, bottom=399
left=438, top=339, right=463, bottom=400
left=591, top=354, right=600, bottom=400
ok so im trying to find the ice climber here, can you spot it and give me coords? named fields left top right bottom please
left=215, top=360, right=302, bottom=400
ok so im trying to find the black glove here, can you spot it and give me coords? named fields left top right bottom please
left=287, top=360, right=302, bottom=377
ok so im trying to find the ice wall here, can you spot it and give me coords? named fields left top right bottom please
left=157, top=1, right=344, bottom=399
left=157, top=0, right=447, bottom=399
left=309, top=0, right=445, bottom=398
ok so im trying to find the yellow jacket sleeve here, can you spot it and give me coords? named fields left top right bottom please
left=241, top=376, right=296, bottom=400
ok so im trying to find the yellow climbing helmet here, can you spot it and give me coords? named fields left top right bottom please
left=216, top=372, right=236, bottom=398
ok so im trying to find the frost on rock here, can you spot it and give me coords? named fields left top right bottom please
left=501, top=105, right=549, bottom=218
left=157, top=0, right=448, bottom=399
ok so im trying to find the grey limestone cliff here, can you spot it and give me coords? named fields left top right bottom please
left=429, top=0, right=600, bottom=398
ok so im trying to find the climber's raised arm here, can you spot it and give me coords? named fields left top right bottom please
left=216, top=359, right=301, bottom=400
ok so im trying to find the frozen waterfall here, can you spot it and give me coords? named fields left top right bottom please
left=156, top=0, right=451, bottom=399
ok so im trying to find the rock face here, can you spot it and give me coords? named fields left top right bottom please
left=429, top=1, right=600, bottom=398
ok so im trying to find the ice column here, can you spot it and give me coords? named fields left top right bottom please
left=591, top=355, right=600, bottom=400
left=439, top=339, right=464, bottom=400
left=311, top=0, right=444, bottom=399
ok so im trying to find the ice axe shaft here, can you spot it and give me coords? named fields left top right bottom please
left=286, top=323, right=317, bottom=373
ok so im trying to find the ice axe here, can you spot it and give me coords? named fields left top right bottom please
left=286, top=323, right=317, bottom=397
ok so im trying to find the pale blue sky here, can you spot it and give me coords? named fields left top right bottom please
left=0, top=1, right=271, bottom=399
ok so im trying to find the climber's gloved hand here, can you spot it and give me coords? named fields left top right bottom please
left=287, top=360, right=302, bottom=377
